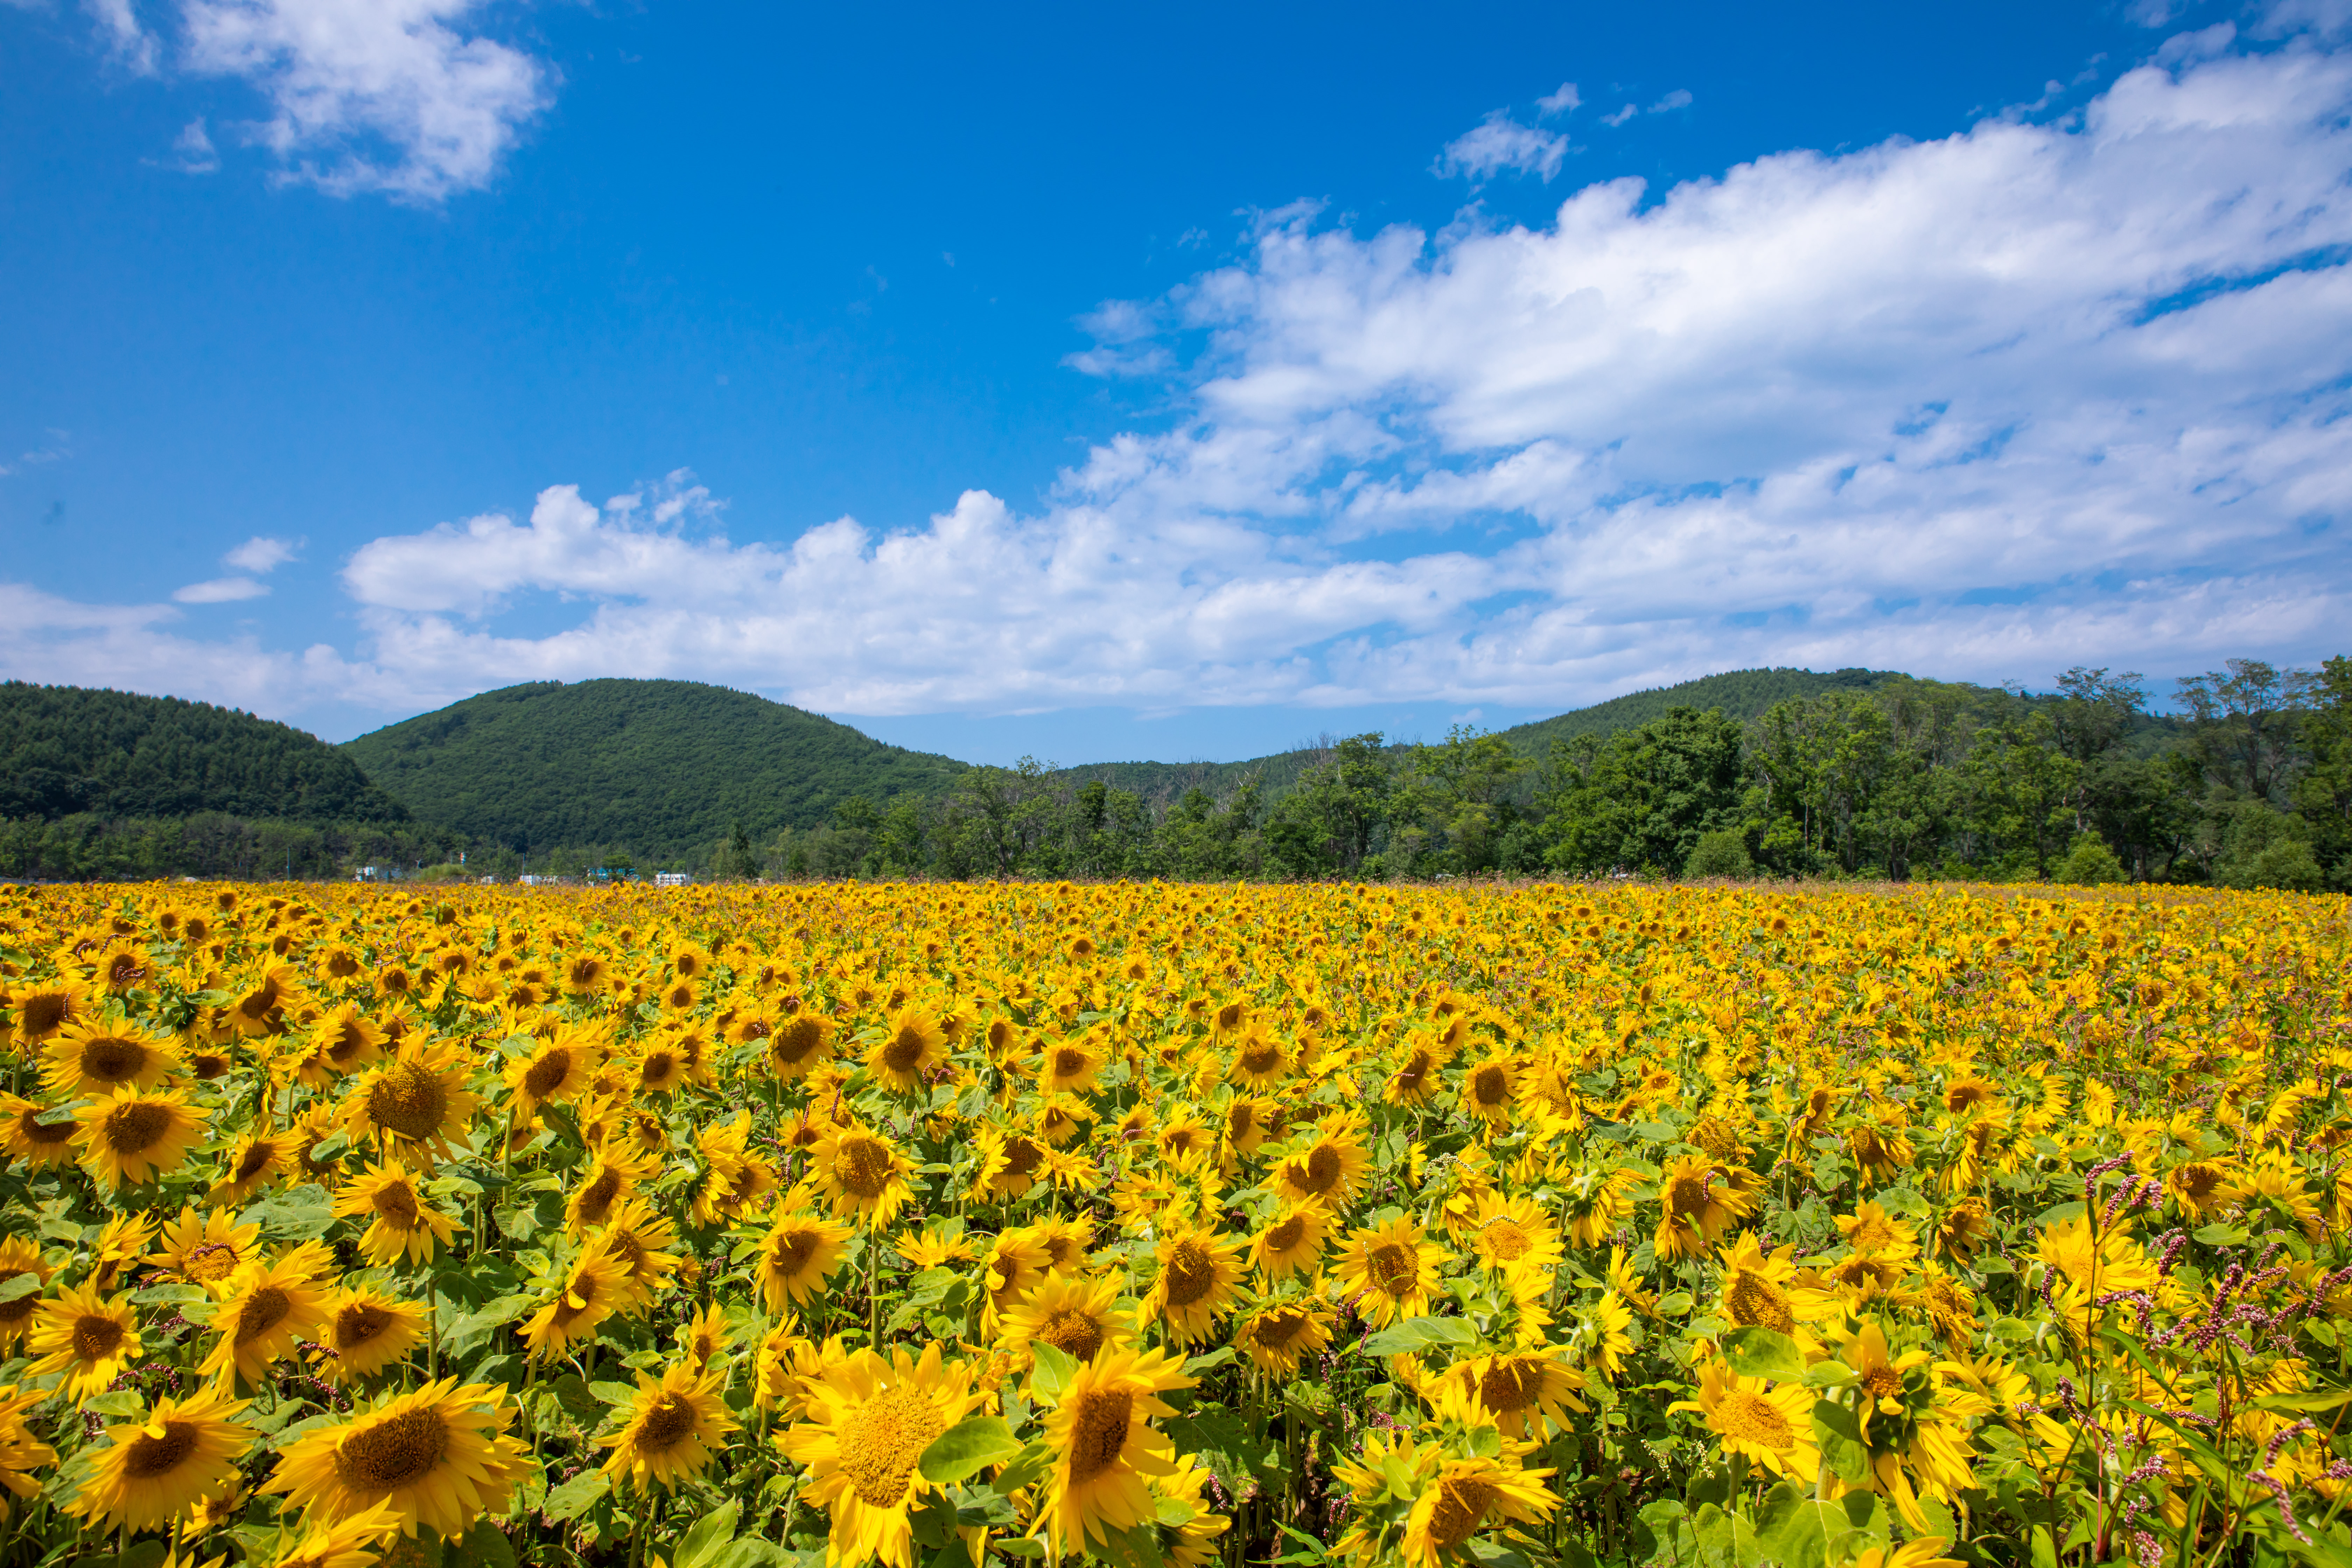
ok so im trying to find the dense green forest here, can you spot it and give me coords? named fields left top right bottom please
left=724, top=659, right=2347, bottom=890
left=0, top=682, right=406, bottom=823
left=339, top=679, right=971, bottom=859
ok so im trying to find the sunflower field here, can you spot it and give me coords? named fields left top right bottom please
left=0, top=879, right=2347, bottom=1568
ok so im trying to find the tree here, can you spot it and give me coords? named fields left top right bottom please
left=1537, top=707, right=1746, bottom=875
left=2176, top=659, right=2315, bottom=800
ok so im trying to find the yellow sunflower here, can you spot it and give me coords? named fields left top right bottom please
left=0, top=1236, right=54, bottom=1351
left=763, top=1014, right=835, bottom=1080
left=0, top=1093, right=82, bottom=1169
left=148, top=1206, right=264, bottom=1295
left=75, top=1085, right=205, bottom=1190
left=521, top=1241, right=632, bottom=1361
left=242, top=1503, right=406, bottom=1568
left=1669, top=1359, right=1820, bottom=1483
left=1464, top=1192, right=1564, bottom=1274
left=677, top=1302, right=735, bottom=1370
left=309, top=1002, right=386, bottom=1076
left=1226, top=1028, right=1291, bottom=1089
left=88, top=1211, right=155, bottom=1294
left=66, top=1386, right=255, bottom=1532
left=756, top=1207, right=853, bottom=1316
left=43, top=1018, right=181, bottom=1096
left=313, top=1286, right=428, bottom=1385
left=1456, top=1055, right=1518, bottom=1130
left=339, top=1038, right=479, bottom=1164
left=1269, top=1124, right=1372, bottom=1209
left=200, top=1253, right=331, bottom=1392
left=1141, top=1223, right=1246, bottom=1346
left=332, top=1161, right=460, bottom=1267
left=1331, top=1217, right=1451, bottom=1329
left=1399, top=1451, right=1560, bottom=1568
left=1653, top=1152, right=1755, bottom=1262
left=971, top=1125, right=1052, bottom=1201
left=209, top=1123, right=293, bottom=1207
left=999, top=1271, right=1135, bottom=1368
left=1038, top=1345, right=1195, bottom=1559
left=777, top=1342, right=981, bottom=1568
left=868, top=1006, right=947, bottom=1092
left=597, top=1196, right=685, bottom=1307
left=1440, top=1350, right=1588, bottom=1439
left=808, top=1122, right=916, bottom=1228
left=1248, top=1203, right=1331, bottom=1283
left=28, top=1281, right=143, bottom=1402
left=1233, top=1301, right=1334, bottom=1377
left=504, top=1025, right=602, bottom=1117
left=7, top=979, right=91, bottom=1049
left=262, top=1378, right=529, bottom=1539
left=599, top=1362, right=738, bottom=1493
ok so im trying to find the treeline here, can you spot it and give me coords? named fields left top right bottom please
left=0, top=813, right=470, bottom=883
left=696, top=658, right=2349, bottom=889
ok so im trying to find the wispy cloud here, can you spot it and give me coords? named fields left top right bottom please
left=150, top=117, right=220, bottom=173
left=1536, top=81, right=1580, bottom=117
left=223, top=534, right=299, bottom=572
left=172, top=576, right=270, bottom=603
left=1435, top=110, right=1569, bottom=182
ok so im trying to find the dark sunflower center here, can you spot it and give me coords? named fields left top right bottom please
left=184, top=1242, right=242, bottom=1283
left=522, top=1049, right=573, bottom=1101
left=1367, top=1242, right=1416, bottom=1291
left=881, top=1027, right=929, bottom=1072
left=1163, top=1240, right=1218, bottom=1307
left=1065, top=1387, right=1133, bottom=1487
left=1002, top=1137, right=1043, bottom=1176
left=235, top=1286, right=293, bottom=1343
left=366, top=1063, right=448, bottom=1141
left=334, top=1406, right=450, bottom=1490
left=1479, top=1362, right=1540, bottom=1412
left=1038, top=1308, right=1104, bottom=1362
left=1472, top=1065, right=1509, bottom=1106
left=336, top=1302, right=394, bottom=1349
left=121, top=1422, right=198, bottom=1478
left=639, top=1392, right=698, bottom=1450
left=1726, top=1272, right=1794, bottom=1334
left=20, top=994, right=71, bottom=1035
left=103, top=1101, right=172, bottom=1154
left=1296, top=1144, right=1342, bottom=1196
left=20, top=1109, right=74, bottom=1146
left=1430, top=1478, right=1499, bottom=1548
left=79, top=1038, right=147, bottom=1084
left=72, top=1314, right=126, bottom=1361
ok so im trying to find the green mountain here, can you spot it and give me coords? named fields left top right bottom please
left=340, top=679, right=971, bottom=858
left=1055, top=667, right=1907, bottom=804
left=0, top=682, right=407, bottom=824
left=1496, top=666, right=1900, bottom=751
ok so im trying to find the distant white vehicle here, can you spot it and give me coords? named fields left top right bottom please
left=655, top=871, right=692, bottom=887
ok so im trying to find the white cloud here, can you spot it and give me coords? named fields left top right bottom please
left=179, top=0, right=551, bottom=200
left=1435, top=111, right=1569, bottom=183
left=153, top=116, right=220, bottom=172
left=1601, top=103, right=1637, bottom=128
left=1536, top=82, right=1580, bottom=117
left=83, top=0, right=159, bottom=72
left=172, top=576, right=269, bottom=603
left=13, top=22, right=2352, bottom=730
left=223, top=533, right=298, bottom=572
left=1649, top=88, right=1692, bottom=112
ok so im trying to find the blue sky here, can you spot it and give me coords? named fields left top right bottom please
left=4, top=0, right=2349, bottom=766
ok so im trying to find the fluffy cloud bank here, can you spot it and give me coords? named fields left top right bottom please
left=10, top=18, right=2352, bottom=728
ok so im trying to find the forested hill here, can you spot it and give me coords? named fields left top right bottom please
left=0, top=683, right=407, bottom=824
left=1497, top=666, right=1899, bottom=751
left=340, top=679, right=971, bottom=858
left=1052, top=667, right=1907, bottom=805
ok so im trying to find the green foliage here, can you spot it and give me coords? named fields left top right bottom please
left=0, top=681, right=405, bottom=824
left=340, top=679, right=970, bottom=860
left=1536, top=706, right=1748, bottom=875
left=1683, top=828, right=1755, bottom=879
left=2055, top=831, right=2126, bottom=886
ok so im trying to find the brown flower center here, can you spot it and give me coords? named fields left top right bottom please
left=72, top=1313, right=126, bottom=1362
left=1471, top=1065, right=1509, bottom=1107
left=1479, top=1218, right=1533, bottom=1262
left=1051, top=1048, right=1086, bottom=1079
left=881, top=1026, right=930, bottom=1073
left=335, top=1302, right=395, bottom=1350
left=1367, top=1241, right=1417, bottom=1293
left=1265, top=1215, right=1306, bottom=1254
left=77, top=1037, right=149, bottom=1085
left=1428, top=1478, right=1498, bottom=1549
left=768, top=1229, right=823, bottom=1281
left=522, top=1049, right=573, bottom=1101
left=836, top=1137, right=895, bottom=1200
left=1037, top=1308, right=1104, bottom=1362
left=1163, top=1240, right=1219, bottom=1308
left=19, top=1108, right=74, bottom=1147
left=121, top=1421, right=198, bottom=1478
left=1478, top=1361, right=1540, bottom=1413
left=1064, top=1387, right=1133, bottom=1487
left=183, top=1242, right=243, bottom=1284
left=371, top=1180, right=421, bottom=1231
left=1720, top=1389, right=1793, bottom=1449
left=234, top=1285, right=293, bottom=1344
left=638, top=1392, right=699, bottom=1451
left=1293, top=1144, right=1343, bottom=1197
left=334, top=1406, right=450, bottom=1490
left=103, top=1100, right=173, bottom=1155
left=365, top=1063, right=448, bottom=1141
left=19, top=993, right=71, bottom=1036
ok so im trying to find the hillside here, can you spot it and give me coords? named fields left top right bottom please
left=1497, top=666, right=1900, bottom=751
left=341, top=680, right=971, bottom=857
left=0, top=682, right=407, bottom=824
left=1053, top=667, right=1908, bottom=805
